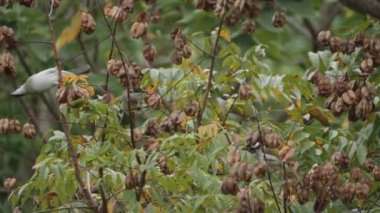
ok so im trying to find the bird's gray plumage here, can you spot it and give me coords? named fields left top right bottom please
left=11, top=65, right=90, bottom=96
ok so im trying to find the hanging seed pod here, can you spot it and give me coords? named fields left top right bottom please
left=3, top=177, right=16, bottom=190
left=341, top=40, right=355, bottom=55
left=121, top=0, right=134, bottom=13
left=364, top=158, right=375, bottom=172
left=239, top=83, right=253, bottom=100
left=263, top=131, right=281, bottom=148
left=160, top=118, right=174, bottom=133
left=149, top=10, right=161, bottom=23
left=350, top=167, right=362, bottom=182
left=184, top=101, right=198, bottom=117
left=8, top=119, right=21, bottom=133
left=297, top=187, right=309, bottom=204
left=125, top=171, right=141, bottom=189
left=354, top=32, right=365, bottom=47
left=107, top=59, right=124, bottom=77
left=230, top=162, right=254, bottom=182
left=340, top=182, right=355, bottom=204
left=227, top=149, right=241, bottom=166
left=0, top=26, right=15, bottom=48
left=272, top=11, right=286, bottom=28
left=329, top=37, right=341, bottom=53
left=0, top=118, right=9, bottom=134
left=81, top=12, right=96, bottom=34
left=23, top=123, right=36, bottom=139
left=18, top=0, right=34, bottom=7
left=142, top=137, right=160, bottom=152
left=237, top=189, right=254, bottom=213
left=253, top=197, right=265, bottom=213
left=221, top=177, right=239, bottom=195
left=51, top=0, right=60, bottom=8
left=314, top=192, right=330, bottom=213
left=171, top=50, right=183, bottom=65
left=145, top=93, right=162, bottom=109
left=373, top=166, right=380, bottom=181
left=242, top=19, right=255, bottom=35
left=158, top=156, right=172, bottom=175
left=182, top=45, right=192, bottom=59
left=104, top=3, right=128, bottom=23
left=355, top=182, right=370, bottom=200
left=169, top=110, right=187, bottom=128
left=360, top=58, right=374, bottom=74
left=130, top=12, right=148, bottom=39
left=317, top=30, right=331, bottom=46
left=143, top=43, right=156, bottom=65
left=253, top=162, right=267, bottom=178
left=278, top=146, right=295, bottom=163
left=145, top=119, right=161, bottom=137
left=317, top=77, right=332, bottom=97
left=0, top=0, right=13, bottom=9
left=0, top=53, right=16, bottom=77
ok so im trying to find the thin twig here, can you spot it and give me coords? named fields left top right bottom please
left=196, top=10, right=226, bottom=129
left=77, top=33, right=96, bottom=72
left=221, top=94, right=238, bottom=126
left=45, top=4, right=98, bottom=211
left=253, top=106, right=282, bottom=213
left=32, top=206, right=92, bottom=213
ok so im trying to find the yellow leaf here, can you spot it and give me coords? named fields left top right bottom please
left=72, top=136, right=87, bottom=145
left=219, top=25, right=231, bottom=42
left=308, top=107, right=330, bottom=126
left=198, top=123, right=219, bottom=139
left=107, top=198, right=115, bottom=213
left=56, top=11, right=82, bottom=50
left=342, top=114, right=350, bottom=129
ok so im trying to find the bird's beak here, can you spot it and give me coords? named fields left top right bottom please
left=68, top=64, right=91, bottom=75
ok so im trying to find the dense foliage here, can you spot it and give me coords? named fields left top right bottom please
left=1, top=0, right=380, bottom=212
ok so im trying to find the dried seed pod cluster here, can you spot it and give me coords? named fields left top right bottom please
left=3, top=177, right=16, bottom=190
left=56, top=74, right=95, bottom=105
left=159, top=110, right=187, bottom=133
left=195, top=0, right=263, bottom=35
left=23, top=122, right=36, bottom=139
left=309, top=71, right=376, bottom=121
left=230, top=161, right=254, bottom=182
left=81, top=12, right=96, bottom=34
left=171, top=28, right=191, bottom=65
left=107, top=59, right=143, bottom=90
left=142, top=43, right=156, bottom=65
left=18, top=0, right=34, bottom=7
left=104, top=1, right=130, bottom=23
left=130, top=12, right=148, bottom=39
left=246, top=129, right=282, bottom=150
left=125, top=171, right=141, bottom=189
left=236, top=189, right=265, bottom=213
left=272, top=11, right=286, bottom=28
left=0, top=0, right=13, bottom=9
left=0, top=118, right=22, bottom=134
left=239, top=83, right=253, bottom=100
left=0, top=53, right=16, bottom=77
left=341, top=167, right=370, bottom=204
left=0, top=26, right=15, bottom=48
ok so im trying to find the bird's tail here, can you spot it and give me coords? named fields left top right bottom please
left=67, top=64, right=91, bottom=75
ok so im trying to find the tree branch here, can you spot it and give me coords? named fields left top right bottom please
left=339, top=0, right=380, bottom=20
left=45, top=5, right=98, bottom=211
left=196, top=10, right=226, bottom=128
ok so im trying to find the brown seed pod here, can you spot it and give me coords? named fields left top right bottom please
left=160, top=118, right=174, bottom=133
left=263, top=131, right=281, bottom=148
left=133, top=128, right=143, bottom=142
left=373, top=166, right=380, bottom=181
left=18, top=0, right=34, bottom=7
left=145, top=93, right=162, bottom=109
left=317, top=31, right=331, bottom=46
left=125, top=171, right=141, bottom=189
left=354, top=32, right=365, bottom=47
left=145, top=119, right=161, bottom=137
left=227, top=149, right=241, bottom=166
left=130, top=13, right=148, bottom=39
left=121, top=0, right=134, bottom=13
left=158, top=156, right=172, bottom=175
left=0, top=118, right=9, bottom=134
left=355, top=182, right=370, bottom=200
left=278, top=146, right=295, bottom=163
left=0, top=0, right=13, bottom=9
left=272, top=11, right=286, bottom=28
left=3, top=177, right=16, bottom=190
left=360, top=58, right=374, bottom=74
left=350, top=167, right=362, bottom=182
left=282, top=179, right=296, bottom=201
left=51, top=0, right=60, bottom=8
left=364, top=158, right=375, bottom=172
left=81, top=12, right=96, bottom=34
left=341, top=40, right=355, bottom=55
left=297, top=187, right=309, bottom=204
left=230, top=162, right=254, bottom=182
left=104, top=3, right=128, bottom=23
left=0, top=53, right=16, bottom=77
left=23, top=123, right=36, bottom=139
left=169, top=110, right=187, bottom=128
left=317, top=77, right=332, bottom=97
left=107, top=59, right=124, bottom=77
left=340, top=182, right=355, bottom=204
left=182, top=45, right=192, bottom=59
left=329, top=37, right=341, bottom=53
left=239, top=83, right=253, bottom=100
left=242, top=19, right=255, bottom=34
left=171, top=50, right=183, bottom=65
left=184, top=101, right=198, bottom=117
left=221, top=177, right=239, bottom=195
left=143, top=43, right=156, bottom=65
left=314, top=192, right=330, bottom=213
left=331, top=152, right=349, bottom=170
left=149, top=10, right=161, bottom=23
left=237, top=189, right=254, bottom=213
left=253, top=162, right=267, bottom=178
left=143, top=137, right=160, bottom=153
left=8, top=119, right=21, bottom=133
left=0, top=26, right=15, bottom=48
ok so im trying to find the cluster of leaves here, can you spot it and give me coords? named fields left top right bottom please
left=0, top=0, right=380, bottom=212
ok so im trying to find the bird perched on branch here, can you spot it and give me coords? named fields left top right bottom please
left=11, top=64, right=91, bottom=96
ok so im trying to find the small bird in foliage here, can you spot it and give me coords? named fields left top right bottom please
left=11, top=64, right=91, bottom=96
